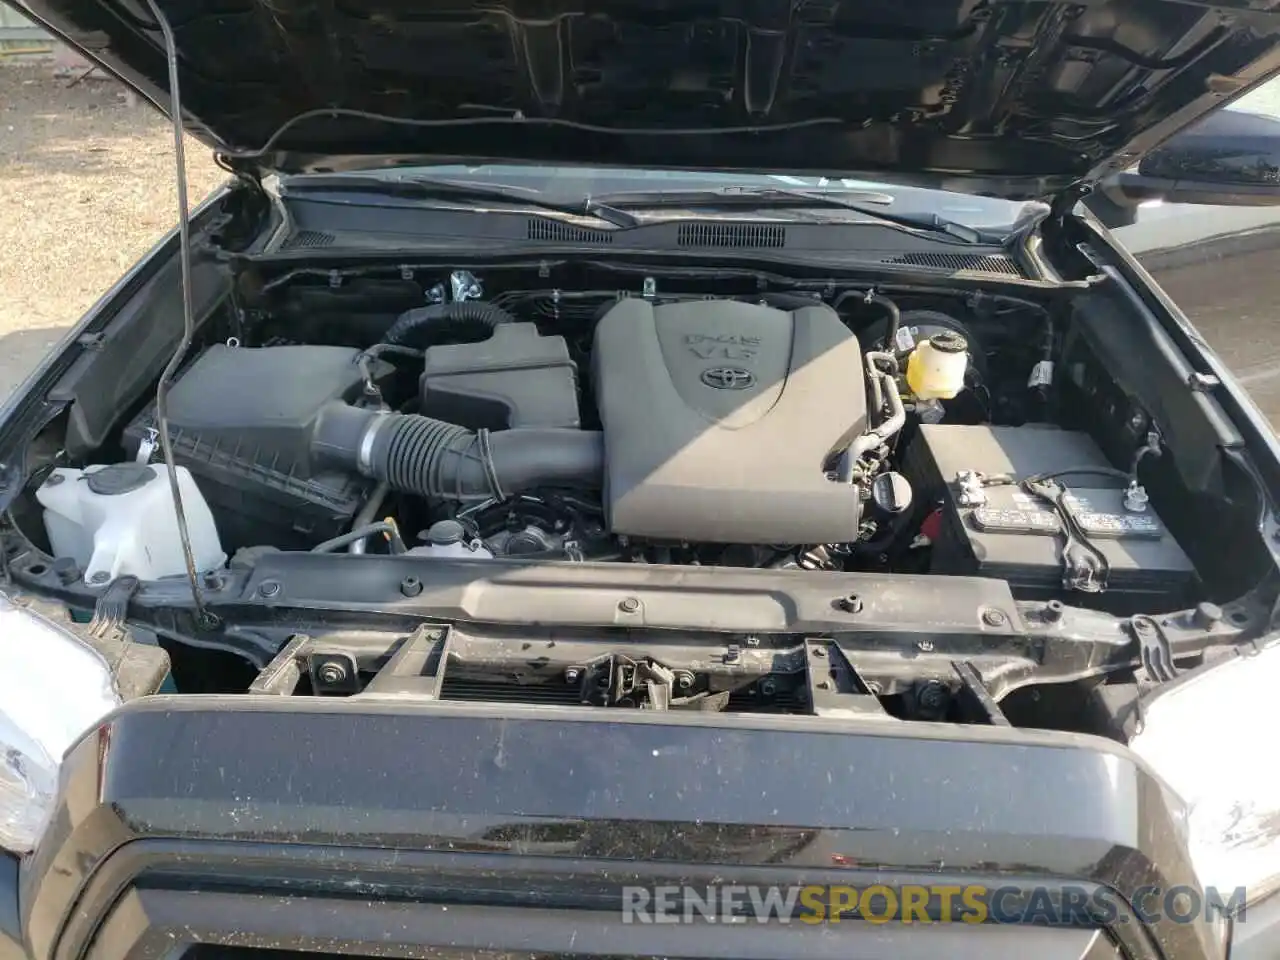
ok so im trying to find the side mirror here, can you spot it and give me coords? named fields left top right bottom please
left=1094, top=109, right=1280, bottom=214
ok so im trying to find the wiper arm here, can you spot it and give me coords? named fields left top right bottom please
left=594, top=186, right=992, bottom=243
left=282, top=175, right=641, bottom=229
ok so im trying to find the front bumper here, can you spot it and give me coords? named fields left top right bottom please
left=0, top=698, right=1234, bottom=960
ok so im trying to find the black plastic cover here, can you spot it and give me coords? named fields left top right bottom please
left=593, top=298, right=866, bottom=544
left=420, top=323, right=580, bottom=430
left=123, top=345, right=383, bottom=550
left=907, top=424, right=1196, bottom=609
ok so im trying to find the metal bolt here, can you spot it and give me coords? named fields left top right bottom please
left=745, top=635, right=760, bottom=647
left=1043, top=599, right=1065, bottom=623
left=565, top=667, right=582, bottom=684
left=916, top=680, right=948, bottom=712
left=916, top=638, right=935, bottom=652
left=317, top=661, right=347, bottom=685
left=982, top=608, right=1008, bottom=628
left=816, top=680, right=831, bottom=690
left=202, top=571, right=223, bottom=590
left=618, top=596, right=640, bottom=613
left=89, top=570, right=110, bottom=584
left=258, top=580, right=281, bottom=598
left=811, top=646, right=827, bottom=658
left=759, top=677, right=778, bottom=697
left=674, top=671, right=694, bottom=690
left=400, top=575, right=423, bottom=598
left=837, top=593, right=863, bottom=614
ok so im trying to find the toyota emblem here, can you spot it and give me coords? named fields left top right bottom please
left=701, top=366, right=756, bottom=390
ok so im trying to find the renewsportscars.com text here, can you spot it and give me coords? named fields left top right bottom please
left=620, top=884, right=1248, bottom=925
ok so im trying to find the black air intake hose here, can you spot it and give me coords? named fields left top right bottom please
left=311, top=403, right=602, bottom=500
left=381, top=301, right=516, bottom=347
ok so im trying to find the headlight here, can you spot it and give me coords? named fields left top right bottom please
left=1130, top=636, right=1280, bottom=907
left=0, top=593, right=120, bottom=853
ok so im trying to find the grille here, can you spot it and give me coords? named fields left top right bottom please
left=440, top=676, right=807, bottom=712
left=677, top=222, right=786, bottom=248
left=883, top=251, right=1022, bottom=275
left=527, top=219, right=613, bottom=243
left=281, top=229, right=336, bottom=249
left=440, top=677, right=583, bottom=706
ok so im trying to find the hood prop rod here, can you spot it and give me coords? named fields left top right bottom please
left=141, top=0, right=215, bottom=628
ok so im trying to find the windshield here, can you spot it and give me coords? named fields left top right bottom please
left=296, top=165, right=1029, bottom=231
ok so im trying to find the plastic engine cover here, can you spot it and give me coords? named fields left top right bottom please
left=592, top=298, right=867, bottom=544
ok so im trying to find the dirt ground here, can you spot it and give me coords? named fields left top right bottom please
left=0, top=61, right=222, bottom=397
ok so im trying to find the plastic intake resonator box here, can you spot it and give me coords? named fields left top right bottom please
left=905, top=423, right=1196, bottom=610
left=123, top=344, right=385, bottom=551
left=420, top=323, right=580, bottom=430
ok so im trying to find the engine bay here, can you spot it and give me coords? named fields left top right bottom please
left=89, top=270, right=1185, bottom=603
left=6, top=254, right=1270, bottom=727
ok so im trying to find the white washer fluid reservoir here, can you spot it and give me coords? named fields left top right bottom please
left=36, top=464, right=225, bottom=585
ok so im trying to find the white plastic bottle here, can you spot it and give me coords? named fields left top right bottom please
left=905, top=330, right=969, bottom=400
left=36, top=463, right=225, bottom=585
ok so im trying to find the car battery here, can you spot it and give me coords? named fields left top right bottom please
left=904, top=424, right=1196, bottom=610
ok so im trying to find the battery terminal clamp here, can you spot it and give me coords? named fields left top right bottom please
left=954, top=468, right=1125, bottom=594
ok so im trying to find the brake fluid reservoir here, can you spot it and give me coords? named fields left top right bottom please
left=36, top=464, right=225, bottom=585
left=906, top=331, right=969, bottom=400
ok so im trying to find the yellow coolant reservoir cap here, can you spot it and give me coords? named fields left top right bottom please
left=906, top=330, right=969, bottom=400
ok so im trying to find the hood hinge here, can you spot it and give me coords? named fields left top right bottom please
left=221, top=153, right=267, bottom=195
left=1049, top=180, right=1094, bottom=223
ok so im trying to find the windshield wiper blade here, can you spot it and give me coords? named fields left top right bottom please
left=282, top=175, right=641, bottom=229
left=594, top=186, right=991, bottom=242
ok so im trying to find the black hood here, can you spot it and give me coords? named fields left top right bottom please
left=15, top=0, right=1280, bottom=198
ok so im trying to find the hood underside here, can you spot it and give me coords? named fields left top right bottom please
left=15, top=0, right=1280, bottom=197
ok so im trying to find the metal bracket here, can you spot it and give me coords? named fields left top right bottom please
left=450, top=270, right=484, bottom=302
left=951, top=661, right=1010, bottom=725
left=802, top=639, right=887, bottom=718
left=135, top=427, right=159, bottom=464
left=1188, top=371, right=1220, bottom=392
left=1131, top=615, right=1178, bottom=683
left=361, top=623, right=453, bottom=698
left=248, top=633, right=311, bottom=695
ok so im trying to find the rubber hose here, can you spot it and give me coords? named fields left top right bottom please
left=311, top=403, right=603, bottom=500
left=868, top=293, right=900, bottom=353
left=348, top=481, right=390, bottom=554
left=832, top=290, right=901, bottom=351
left=381, top=301, right=516, bottom=347
left=313, top=520, right=406, bottom=554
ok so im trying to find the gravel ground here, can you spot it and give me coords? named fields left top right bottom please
left=0, top=62, right=222, bottom=397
